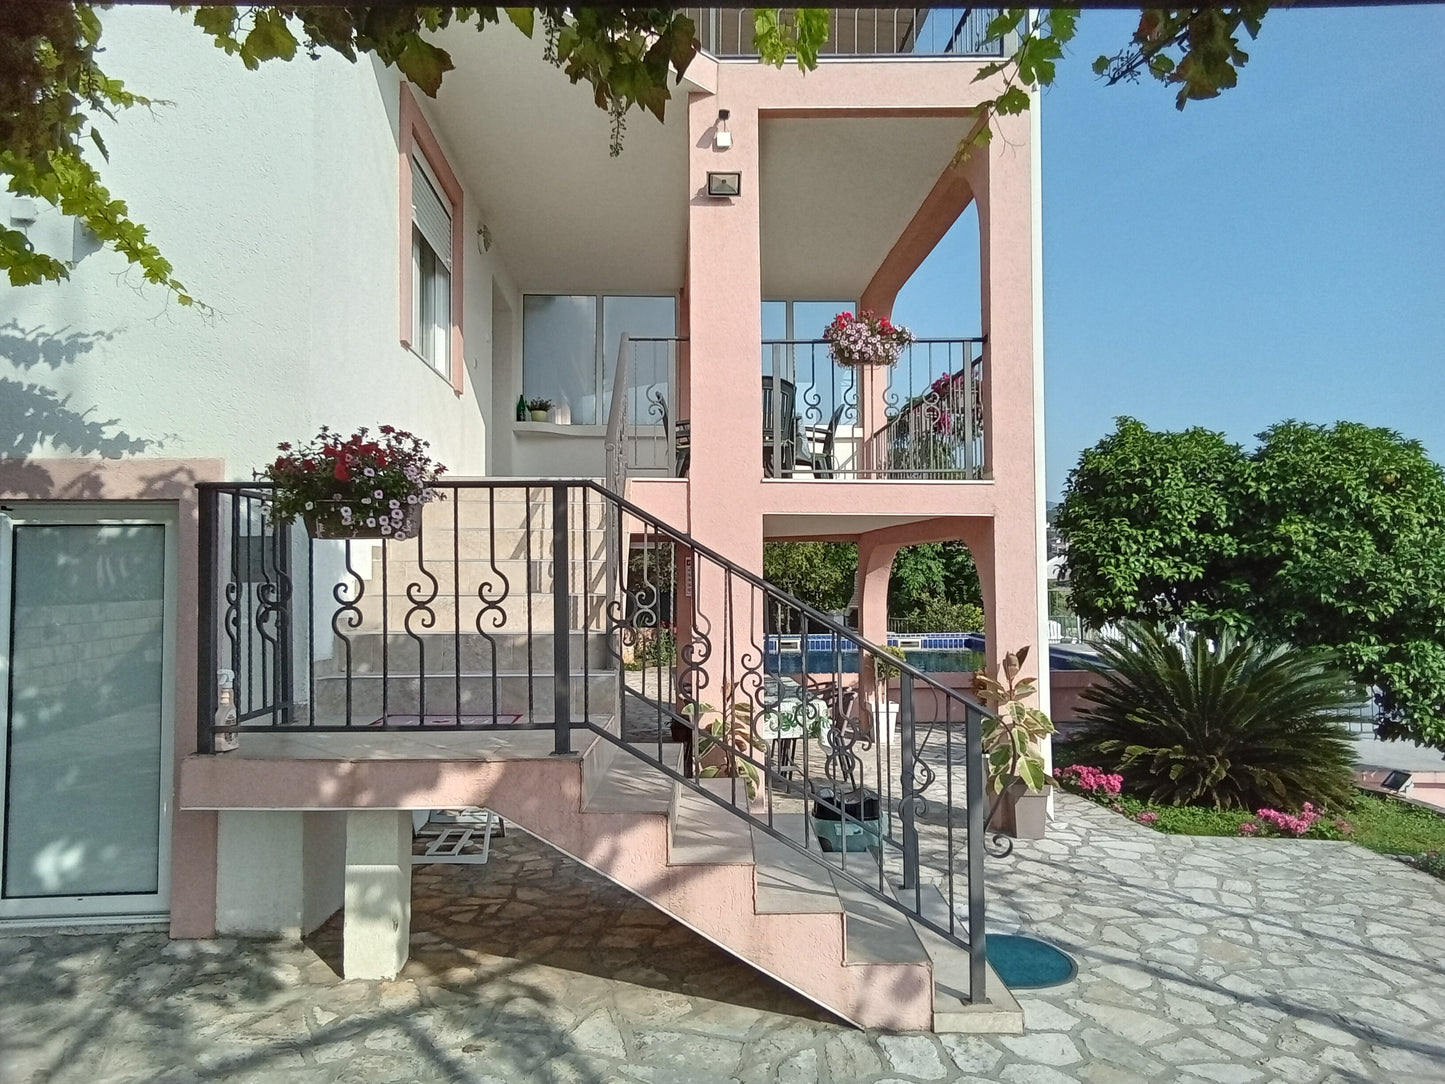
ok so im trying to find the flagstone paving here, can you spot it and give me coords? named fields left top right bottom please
left=2, top=793, right=1444, bottom=1083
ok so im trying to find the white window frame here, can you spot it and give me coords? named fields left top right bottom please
left=409, top=152, right=453, bottom=379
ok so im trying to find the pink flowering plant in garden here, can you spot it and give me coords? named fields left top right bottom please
left=822, top=309, right=913, bottom=367
left=1057, top=763, right=1123, bottom=797
left=1237, top=804, right=1354, bottom=839
left=259, top=424, right=447, bottom=540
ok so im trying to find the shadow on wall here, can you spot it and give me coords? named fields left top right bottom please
left=0, top=319, right=157, bottom=459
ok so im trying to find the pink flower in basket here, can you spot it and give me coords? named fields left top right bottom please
left=823, top=309, right=914, bottom=367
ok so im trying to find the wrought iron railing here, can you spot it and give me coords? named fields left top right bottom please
left=196, top=478, right=995, bottom=1003
left=683, top=7, right=1006, bottom=58
left=605, top=335, right=685, bottom=495
left=762, top=337, right=986, bottom=479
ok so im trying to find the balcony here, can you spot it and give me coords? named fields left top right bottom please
left=682, top=7, right=1006, bottom=59
left=762, top=338, right=986, bottom=481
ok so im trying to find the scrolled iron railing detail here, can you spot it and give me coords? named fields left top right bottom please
left=196, top=477, right=997, bottom=1004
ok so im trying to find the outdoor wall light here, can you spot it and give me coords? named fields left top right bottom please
left=714, top=108, right=732, bottom=150
left=1381, top=769, right=1413, bottom=793
left=706, top=171, right=742, bottom=198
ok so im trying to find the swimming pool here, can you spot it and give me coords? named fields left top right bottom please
left=762, top=634, right=1093, bottom=675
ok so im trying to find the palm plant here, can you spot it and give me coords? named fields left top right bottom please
left=1071, top=622, right=1358, bottom=810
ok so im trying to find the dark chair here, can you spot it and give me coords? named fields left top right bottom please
left=674, top=419, right=691, bottom=477
left=798, top=404, right=848, bottom=479
left=761, top=375, right=798, bottom=478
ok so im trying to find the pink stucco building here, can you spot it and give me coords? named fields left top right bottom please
left=0, top=8, right=1044, bottom=1031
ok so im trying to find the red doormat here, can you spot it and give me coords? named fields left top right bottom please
left=369, top=713, right=525, bottom=727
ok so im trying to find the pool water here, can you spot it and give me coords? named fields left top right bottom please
left=766, top=647, right=985, bottom=676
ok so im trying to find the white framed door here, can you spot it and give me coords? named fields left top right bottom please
left=0, top=503, right=177, bottom=922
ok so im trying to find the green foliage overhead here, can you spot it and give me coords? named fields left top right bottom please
left=0, top=3, right=825, bottom=298
left=3, top=5, right=1286, bottom=303
left=1058, top=418, right=1445, bottom=748
left=1071, top=622, right=1359, bottom=811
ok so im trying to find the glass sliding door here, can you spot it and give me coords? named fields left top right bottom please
left=0, top=507, right=174, bottom=921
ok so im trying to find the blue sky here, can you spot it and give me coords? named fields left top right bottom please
left=893, top=6, right=1445, bottom=499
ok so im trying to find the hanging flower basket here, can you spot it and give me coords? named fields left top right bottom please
left=257, top=425, right=447, bottom=542
left=822, top=309, right=914, bottom=367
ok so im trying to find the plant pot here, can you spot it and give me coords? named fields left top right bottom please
left=811, top=787, right=888, bottom=852
left=303, top=503, right=419, bottom=541
left=990, top=781, right=1051, bottom=840
left=530, top=409, right=549, bottom=422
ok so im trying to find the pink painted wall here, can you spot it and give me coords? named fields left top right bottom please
left=681, top=61, right=1042, bottom=702
left=0, top=457, right=226, bottom=937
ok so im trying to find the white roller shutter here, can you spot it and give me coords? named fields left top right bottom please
left=411, top=155, right=453, bottom=269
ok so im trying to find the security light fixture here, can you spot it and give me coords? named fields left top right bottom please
left=1381, top=769, right=1413, bottom=793
left=714, top=108, right=732, bottom=149
left=706, top=171, right=742, bottom=198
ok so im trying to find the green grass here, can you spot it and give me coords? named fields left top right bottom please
left=1055, top=742, right=1445, bottom=878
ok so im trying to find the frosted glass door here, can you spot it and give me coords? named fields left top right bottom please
left=2, top=524, right=166, bottom=902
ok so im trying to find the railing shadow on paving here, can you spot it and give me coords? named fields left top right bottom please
left=197, top=478, right=999, bottom=1004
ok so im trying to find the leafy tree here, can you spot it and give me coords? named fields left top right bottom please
left=1058, top=417, right=1445, bottom=748
left=888, top=542, right=983, bottom=632
left=1054, top=417, right=1247, bottom=628
left=762, top=542, right=856, bottom=618
left=4, top=4, right=1287, bottom=300
left=1072, top=622, right=1359, bottom=810
left=1243, top=421, right=1445, bottom=747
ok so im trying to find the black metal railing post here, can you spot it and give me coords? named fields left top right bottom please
left=899, top=671, right=919, bottom=891
left=552, top=483, right=573, bottom=755
left=966, top=699, right=988, bottom=1002
left=196, top=486, right=219, bottom=754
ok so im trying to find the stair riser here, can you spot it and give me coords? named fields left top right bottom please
left=363, top=559, right=610, bottom=596
left=312, top=673, right=618, bottom=718
left=321, top=631, right=614, bottom=672
left=347, top=593, right=611, bottom=633
left=415, top=497, right=611, bottom=532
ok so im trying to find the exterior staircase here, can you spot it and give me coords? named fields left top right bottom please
left=194, top=478, right=1013, bottom=1032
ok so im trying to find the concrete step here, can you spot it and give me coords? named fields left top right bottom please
left=883, top=881, right=1024, bottom=1034
left=371, top=555, right=612, bottom=595
left=321, top=630, right=614, bottom=672
left=349, top=591, right=611, bottom=633
left=582, top=739, right=683, bottom=817
left=669, top=785, right=755, bottom=866
left=416, top=491, right=613, bottom=532
left=311, top=670, right=619, bottom=719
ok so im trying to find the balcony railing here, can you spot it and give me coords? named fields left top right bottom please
left=762, top=337, right=986, bottom=480
left=604, top=335, right=685, bottom=494
left=682, top=7, right=1006, bottom=59
left=196, top=478, right=996, bottom=1002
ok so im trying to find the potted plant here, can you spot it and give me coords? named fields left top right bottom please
left=822, top=310, right=914, bottom=367
left=258, top=424, right=447, bottom=540
left=684, top=699, right=768, bottom=811
left=527, top=397, right=553, bottom=422
left=974, top=646, right=1055, bottom=839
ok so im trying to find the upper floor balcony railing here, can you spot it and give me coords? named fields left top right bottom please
left=763, top=337, right=986, bottom=481
left=682, top=7, right=1006, bottom=59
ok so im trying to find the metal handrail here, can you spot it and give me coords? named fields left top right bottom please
left=197, top=475, right=995, bottom=1001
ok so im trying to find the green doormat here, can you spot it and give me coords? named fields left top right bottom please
left=986, top=933, right=1077, bottom=989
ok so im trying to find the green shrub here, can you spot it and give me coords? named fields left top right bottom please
left=890, top=596, right=984, bottom=634
left=1071, top=622, right=1358, bottom=810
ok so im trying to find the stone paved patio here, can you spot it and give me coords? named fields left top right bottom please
left=3, top=793, right=1444, bottom=1083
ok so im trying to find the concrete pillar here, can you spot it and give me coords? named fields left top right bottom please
left=343, top=810, right=413, bottom=980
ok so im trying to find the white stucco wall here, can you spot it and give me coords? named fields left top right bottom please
left=0, top=6, right=510, bottom=479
